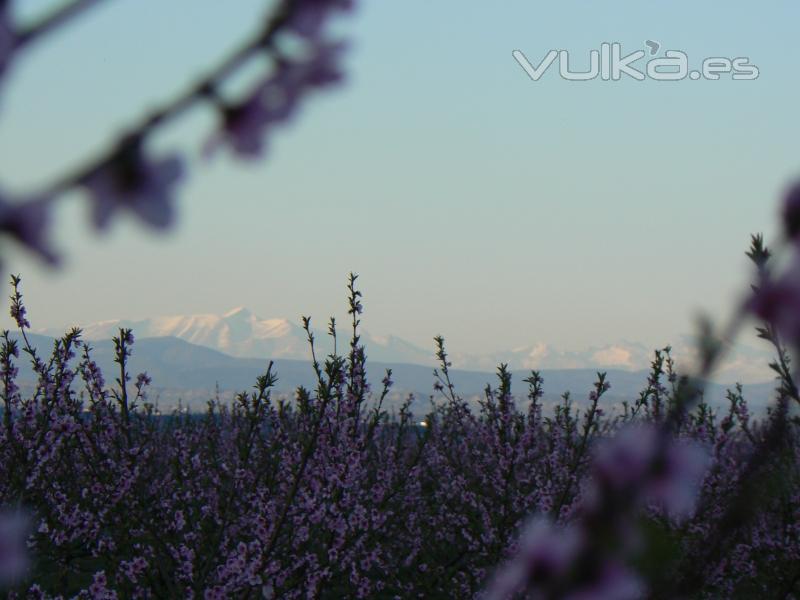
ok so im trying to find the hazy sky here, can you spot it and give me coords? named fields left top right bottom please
left=0, top=0, right=798, bottom=357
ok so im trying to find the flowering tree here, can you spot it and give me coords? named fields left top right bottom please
left=0, top=0, right=354, bottom=266
left=0, top=191, right=798, bottom=595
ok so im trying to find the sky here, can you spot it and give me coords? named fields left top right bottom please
left=0, top=0, right=799, bottom=358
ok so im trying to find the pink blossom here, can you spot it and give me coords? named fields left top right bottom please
left=135, top=372, right=151, bottom=391
left=9, top=300, right=29, bottom=331
left=88, top=570, right=117, bottom=599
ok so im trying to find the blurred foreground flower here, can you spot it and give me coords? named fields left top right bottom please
left=206, top=42, right=347, bottom=159
left=81, top=142, right=184, bottom=231
left=564, top=562, right=643, bottom=600
left=486, top=424, right=709, bottom=600
left=0, top=510, right=30, bottom=587
left=486, top=518, right=583, bottom=599
left=781, top=180, right=800, bottom=241
left=289, top=0, right=354, bottom=39
left=592, top=425, right=710, bottom=519
left=0, top=196, right=58, bottom=264
left=747, top=250, right=800, bottom=346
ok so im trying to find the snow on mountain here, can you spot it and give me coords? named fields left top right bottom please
left=447, top=337, right=774, bottom=384
left=39, top=311, right=776, bottom=384
left=41, top=309, right=311, bottom=360
left=448, top=341, right=654, bottom=373
left=39, top=308, right=436, bottom=365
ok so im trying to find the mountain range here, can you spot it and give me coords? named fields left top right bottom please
left=6, top=330, right=777, bottom=417
left=37, top=307, right=777, bottom=385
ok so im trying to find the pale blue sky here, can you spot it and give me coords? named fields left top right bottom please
left=0, top=0, right=798, bottom=356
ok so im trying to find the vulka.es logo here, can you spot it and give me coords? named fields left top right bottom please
left=513, top=42, right=759, bottom=82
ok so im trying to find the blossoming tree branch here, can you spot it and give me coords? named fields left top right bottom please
left=0, top=0, right=354, bottom=265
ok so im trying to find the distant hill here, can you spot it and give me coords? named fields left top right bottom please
left=5, top=332, right=778, bottom=414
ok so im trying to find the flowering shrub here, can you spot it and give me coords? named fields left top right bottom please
left=0, top=211, right=798, bottom=598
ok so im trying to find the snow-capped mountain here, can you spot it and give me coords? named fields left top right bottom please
left=45, top=307, right=312, bottom=360
left=447, top=341, right=654, bottom=372
left=448, top=338, right=775, bottom=385
left=39, top=309, right=776, bottom=384
left=39, top=307, right=437, bottom=366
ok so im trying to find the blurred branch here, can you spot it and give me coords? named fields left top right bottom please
left=16, top=0, right=105, bottom=49
left=39, top=0, right=296, bottom=199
